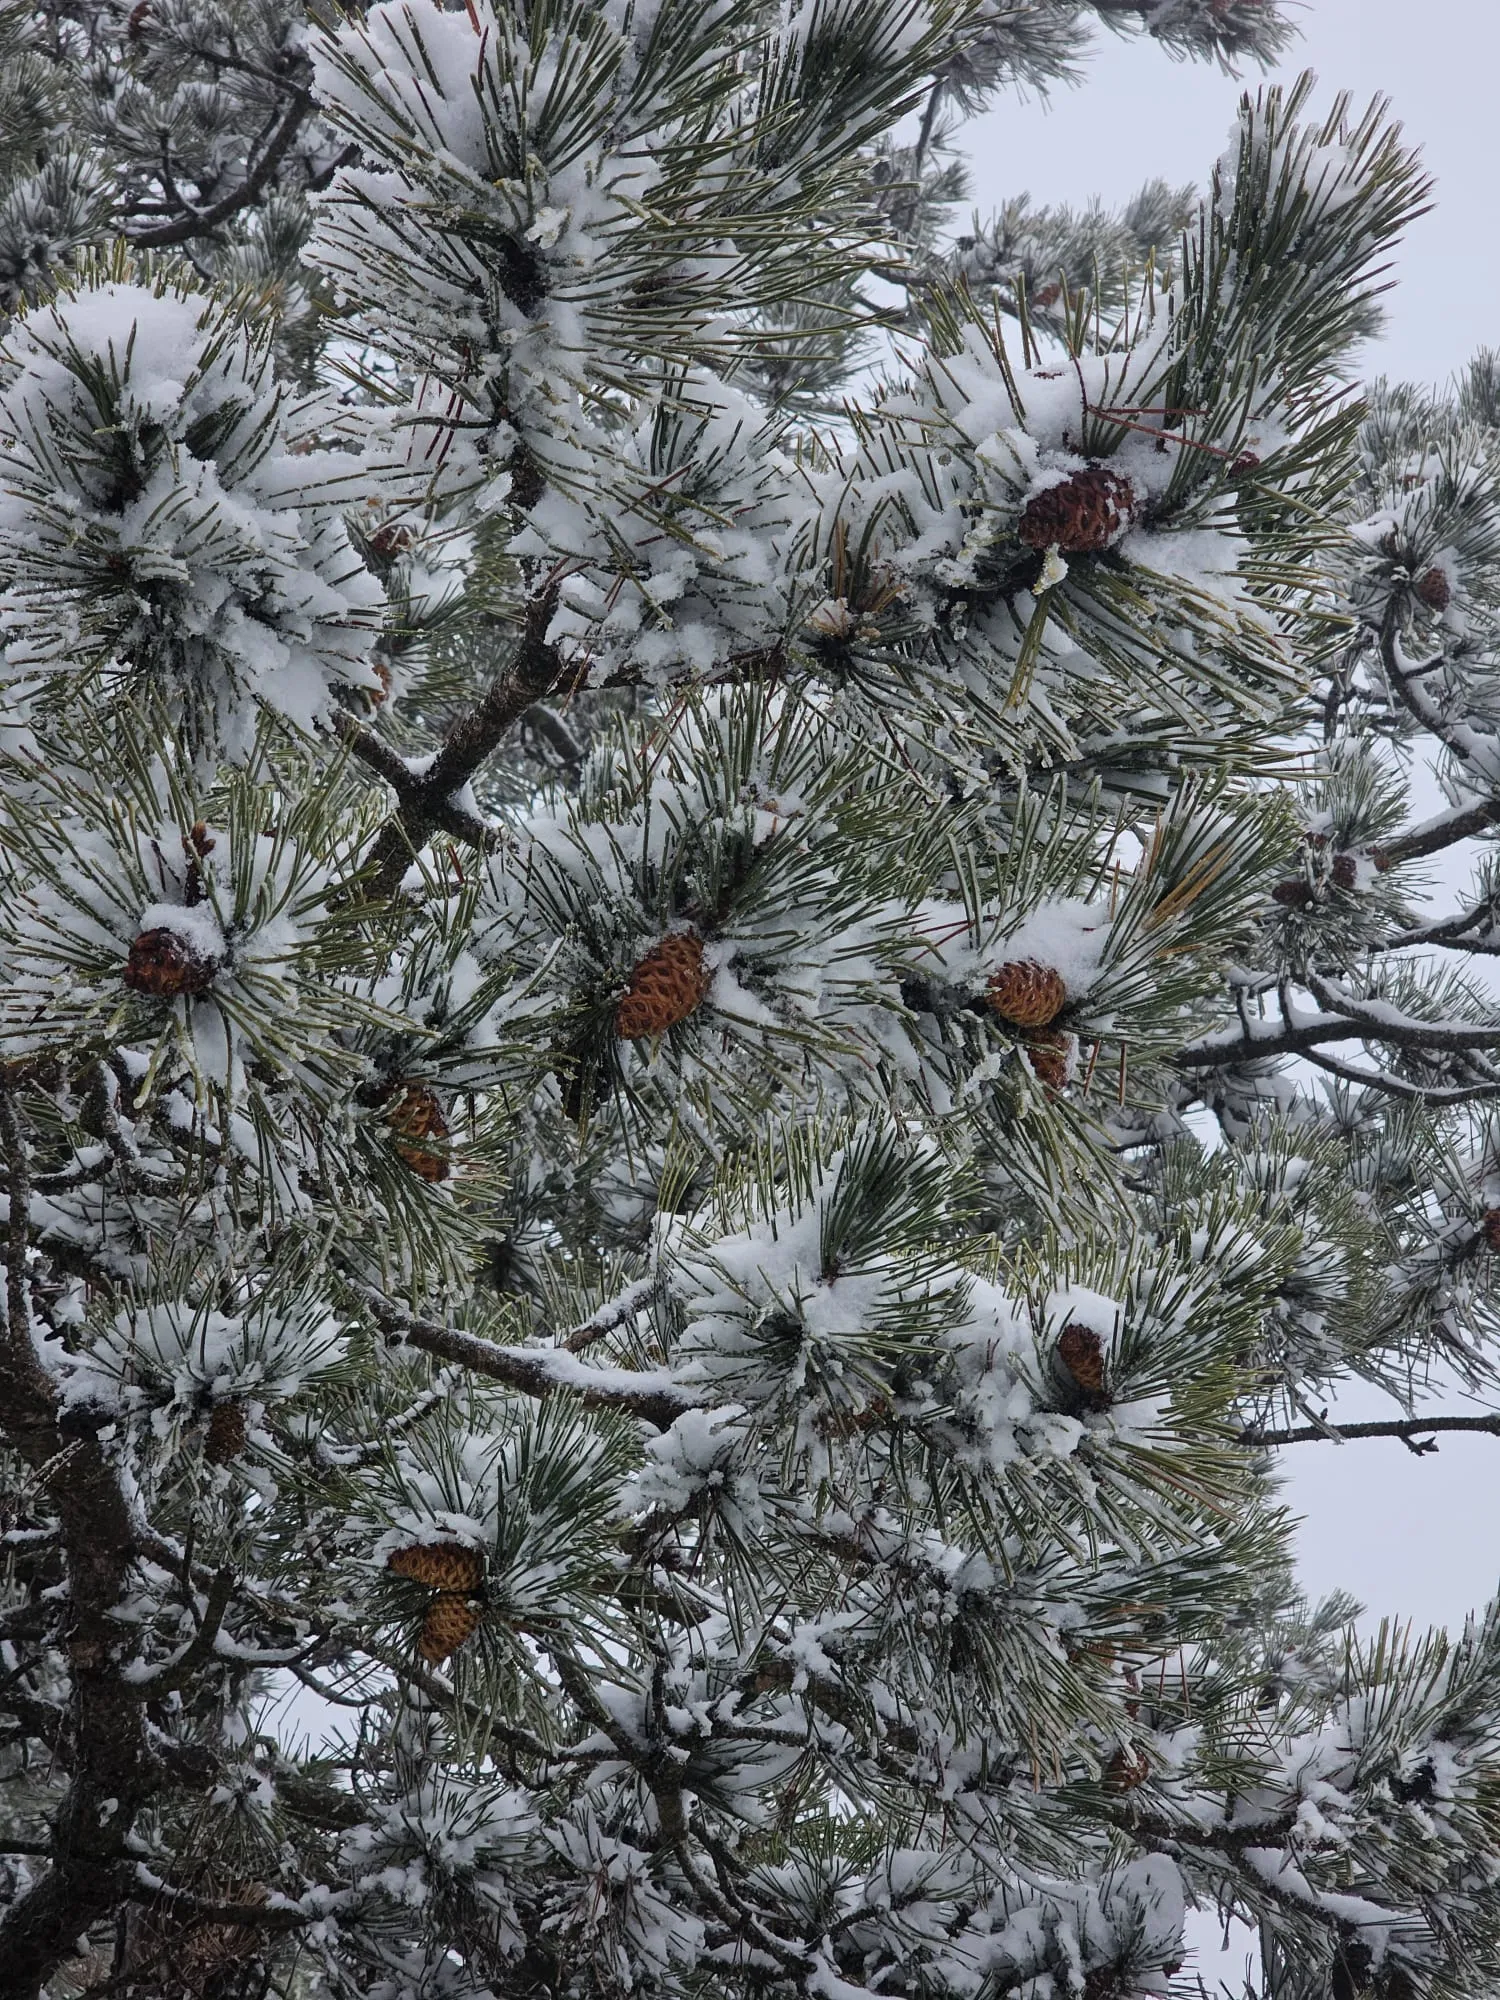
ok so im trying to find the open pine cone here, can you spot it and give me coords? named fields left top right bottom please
left=616, top=931, right=709, bottom=1038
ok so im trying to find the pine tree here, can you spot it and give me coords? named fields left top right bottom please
left=5, top=3, right=1500, bottom=1999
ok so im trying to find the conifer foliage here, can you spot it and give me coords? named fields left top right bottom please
left=6, top=2, right=1500, bottom=1999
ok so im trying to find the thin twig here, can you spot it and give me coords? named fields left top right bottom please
left=1243, top=1412, right=1500, bottom=1450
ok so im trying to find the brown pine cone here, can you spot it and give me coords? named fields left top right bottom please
left=1330, top=852, right=1359, bottom=891
left=1414, top=566, right=1452, bottom=611
left=387, top=1542, right=485, bottom=1592
left=616, top=932, right=709, bottom=1038
left=986, top=960, right=1067, bottom=1029
left=1057, top=1322, right=1109, bottom=1407
left=123, top=926, right=221, bottom=997
left=204, top=1402, right=247, bottom=1465
left=388, top=1084, right=450, bottom=1183
left=419, top=1592, right=481, bottom=1663
left=1480, top=1208, right=1500, bottom=1251
left=1018, top=467, right=1137, bottom=554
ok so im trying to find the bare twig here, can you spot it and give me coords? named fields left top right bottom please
left=1242, top=1412, right=1500, bottom=1450
left=1300, top=1047, right=1500, bottom=1106
left=562, top=1276, right=658, bottom=1353
left=1177, top=985, right=1500, bottom=1072
left=523, top=702, right=588, bottom=773
left=125, top=1876, right=309, bottom=1933
left=360, top=591, right=561, bottom=896
left=332, top=711, right=498, bottom=851
left=1372, top=604, right=1500, bottom=867
left=1373, top=798, right=1500, bottom=871
left=125, top=1569, right=236, bottom=1697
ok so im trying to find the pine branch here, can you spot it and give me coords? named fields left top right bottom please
left=332, top=711, right=498, bottom=851
left=1374, top=798, right=1500, bottom=870
left=1300, top=1046, right=1500, bottom=1105
left=1177, top=983, right=1500, bottom=1070
left=562, top=1276, right=659, bottom=1353
left=124, top=1876, right=310, bottom=1933
left=358, top=1287, right=697, bottom=1429
left=123, top=1568, right=236, bottom=1697
left=359, top=591, right=561, bottom=895
left=1373, top=607, right=1500, bottom=867
left=1373, top=902, right=1500, bottom=954
left=1242, top=1412, right=1500, bottom=1451
left=126, top=91, right=312, bottom=249
left=522, top=702, right=588, bottom=774
left=1302, top=969, right=1500, bottom=1050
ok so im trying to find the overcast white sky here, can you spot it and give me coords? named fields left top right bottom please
left=965, top=0, right=1500, bottom=388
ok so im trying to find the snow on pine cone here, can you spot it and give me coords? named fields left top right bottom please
left=1104, top=1747, right=1151, bottom=1791
left=616, top=931, right=710, bottom=1038
left=986, top=959, right=1067, bottom=1029
left=1018, top=467, right=1137, bottom=554
left=419, top=1591, right=481, bottom=1663
left=204, top=1402, right=248, bottom=1465
left=387, top=1541, right=485, bottom=1592
left=1056, top=1322, right=1109, bottom=1406
left=123, top=926, right=223, bottom=998
left=387, top=1084, right=450, bottom=1183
